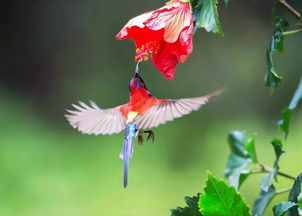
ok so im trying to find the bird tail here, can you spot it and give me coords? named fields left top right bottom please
left=119, top=124, right=137, bottom=188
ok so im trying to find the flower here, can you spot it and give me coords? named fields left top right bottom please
left=116, top=0, right=193, bottom=80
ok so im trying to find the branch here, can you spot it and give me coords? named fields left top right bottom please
left=258, top=164, right=296, bottom=180
left=277, top=0, right=301, bottom=19
left=276, top=187, right=292, bottom=195
left=282, top=28, right=302, bottom=36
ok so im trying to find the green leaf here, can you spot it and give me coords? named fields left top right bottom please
left=170, top=194, right=202, bottom=216
left=253, top=185, right=276, bottom=216
left=224, top=0, right=229, bottom=6
left=260, top=172, right=274, bottom=192
left=265, top=18, right=289, bottom=88
left=227, top=131, right=249, bottom=158
left=260, top=140, right=284, bottom=191
left=199, top=172, right=251, bottom=216
left=245, top=135, right=258, bottom=163
left=272, top=139, right=285, bottom=181
left=288, top=174, right=302, bottom=216
left=265, top=50, right=283, bottom=88
left=225, top=131, right=255, bottom=190
left=193, top=0, right=224, bottom=35
left=273, top=202, right=297, bottom=216
left=298, top=193, right=302, bottom=215
left=278, top=78, right=302, bottom=137
left=277, top=108, right=292, bottom=138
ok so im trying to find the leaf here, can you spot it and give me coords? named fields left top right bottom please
left=253, top=185, right=276, bottom=216
left=260, top=172, right=274, bottom=192
left=272, top=139, right=285, bottom=181
left=225, top=131, right=255, bottom=190
left=298, top=193, right=302, bottom=215
left=288, top=173, right=302, bottom=216
left=170, top=194, right=202, bottom=216
left=245, top=135, right=258, bottom=163
left=265, top=18, right=289, bottom=88
left=278, top=78, right=302, bottom=137
left=199, top=172, right=251, bottom=216
left=193, top=0, right=223, bottom=35
left=273, top=202, right=297, bottom=216
left=260, top=140, right=284, bottom=192
left=265, top=50, right=283, bottom=88
left=277, top=108, right=292, bottom=138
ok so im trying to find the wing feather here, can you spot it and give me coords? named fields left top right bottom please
left=65, top=101, right=126, bottom=135
left=134, top=88, right=224, bottom=129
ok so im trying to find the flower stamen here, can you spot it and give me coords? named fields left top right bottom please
left=135, top=41, right=160, bottom=62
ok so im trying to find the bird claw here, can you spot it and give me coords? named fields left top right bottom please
left=136, top=130, right=155, bottom=145
left=144, top=130, right=155, bottom=143
left=138, top=135, right=144, bottom=145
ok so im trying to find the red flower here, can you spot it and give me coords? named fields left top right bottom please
left=116, top=0, right=193, bottom=80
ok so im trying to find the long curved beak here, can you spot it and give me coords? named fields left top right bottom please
left=135, top=62, right=140, bottom=77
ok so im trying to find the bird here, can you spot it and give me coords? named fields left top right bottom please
left=65, top=63, right=223, bottom=188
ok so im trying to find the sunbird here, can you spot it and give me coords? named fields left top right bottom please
left=65, top=63, right=223, bottom=187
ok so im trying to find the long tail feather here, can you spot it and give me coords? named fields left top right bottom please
left=123, top=156, right=129, bottom=188
left=119, top=124, right=137, bottom=188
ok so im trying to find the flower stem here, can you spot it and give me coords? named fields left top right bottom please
left=283, top=29, right=302, bottom=36
left=277, top=0, right=301, bottom=19
left=257, top=163, right=296, bottom=180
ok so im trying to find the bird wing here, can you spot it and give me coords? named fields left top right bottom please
left=134, top=88, right=224, bottom=129
left=65, top=101, right=126, bottom=135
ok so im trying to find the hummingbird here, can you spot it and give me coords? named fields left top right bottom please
left=65, top=63, right=223, bottom=188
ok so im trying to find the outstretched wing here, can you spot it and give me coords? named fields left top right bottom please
left=134, top=88, right=224, bottom=129
left=65, top=101, right=126, bottom=135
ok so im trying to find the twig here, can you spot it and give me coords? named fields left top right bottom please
left=276, top=187, right=292, bottom=195
left=258, top=163, right=296, bottom=180
left=277, top=0, right=301, bottom=19
left=283, top=28, right=302, bottom=36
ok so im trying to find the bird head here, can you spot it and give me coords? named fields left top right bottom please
left=129, top=63, right=148, bottom=91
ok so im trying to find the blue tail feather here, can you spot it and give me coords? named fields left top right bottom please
left=120, top=124, right=137, bottom=188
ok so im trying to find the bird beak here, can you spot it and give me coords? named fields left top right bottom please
left=135, top=62, right=140, bottom=78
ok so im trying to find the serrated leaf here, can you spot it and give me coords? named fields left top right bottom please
left=245, top=135, right=258, bottom=163
left=265, top=18, right=289, bottom=88
left=273, top=202, right=297, bottom=216
left=225, top=131, right=255, bottom=190
left=278, top=78, right=302, bottom=138
left=288, top=174, right=302, bottom=216
left=193, top=0, right=223, bottom=35
left=253, top=185, right=276, bottom=216
left=170, top=194, right=202, bottom=216
left=199, top=173, right=250, bottom=216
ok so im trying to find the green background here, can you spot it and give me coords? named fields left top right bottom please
left=1, top=0, right=302, bottom=215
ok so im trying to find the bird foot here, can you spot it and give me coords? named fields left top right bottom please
left=138, top=135, right=144, bottom=145
left=137, top=130, right=155, bottom=145
left=144, top=130, right=155, bottom=143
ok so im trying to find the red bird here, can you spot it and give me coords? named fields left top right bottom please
left=65, top=63, right=223, bottom=187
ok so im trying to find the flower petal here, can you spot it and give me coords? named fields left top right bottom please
left=116, top=11, right=154, bottom=40
left=145, top=1, right=192, bottom=43
left=152, top=47, right=178, bottom=80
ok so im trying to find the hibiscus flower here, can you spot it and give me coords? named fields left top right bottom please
left=116, top=0, right=194, bottom=80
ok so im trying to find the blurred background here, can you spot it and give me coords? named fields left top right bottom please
left=1, top=0, right=302, bottom=215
